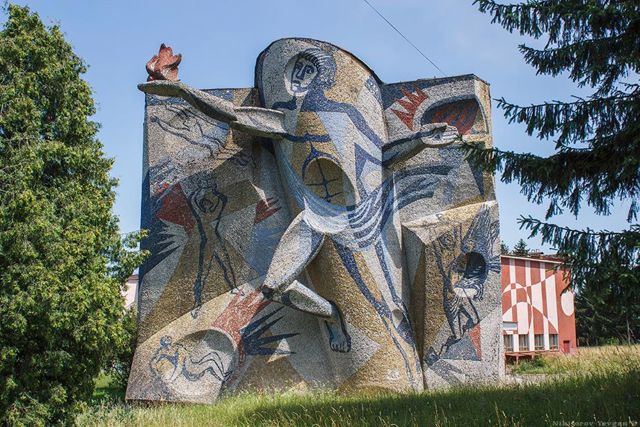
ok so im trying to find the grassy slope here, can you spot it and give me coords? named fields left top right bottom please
left=510, top=345, right=638, bottom=375
left=80, top=346, right=640, bottom=426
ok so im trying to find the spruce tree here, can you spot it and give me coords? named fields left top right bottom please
left=576, top=269, right=640, bottom=345
left=469, top=0, right=640, bottom=341
left=0, top=5, right=145, bottom=424
left=512, top=239, right=530, bottom=256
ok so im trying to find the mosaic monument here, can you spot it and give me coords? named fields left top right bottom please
left=127, top=39, right=503, bottom=403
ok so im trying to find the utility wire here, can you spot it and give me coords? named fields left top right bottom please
left=361, top=0, right=445, bottom=76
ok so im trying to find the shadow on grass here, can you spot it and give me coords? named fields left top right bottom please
left=237, top=370, right=640, bottom=427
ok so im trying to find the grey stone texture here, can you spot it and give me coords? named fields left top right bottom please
left=127, top=38, right=503, bottom=403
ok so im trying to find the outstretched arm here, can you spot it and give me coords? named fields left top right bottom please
left=139, top=80, right=288, bottom=139
left=382, top=123, right=460, bottom=168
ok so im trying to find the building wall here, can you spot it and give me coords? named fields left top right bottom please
left=501, top=256, right=577, bottom=354
left=123, top=274, right=138, bottom=310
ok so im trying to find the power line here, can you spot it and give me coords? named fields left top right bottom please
left=361, top=0, right=446, bottom=76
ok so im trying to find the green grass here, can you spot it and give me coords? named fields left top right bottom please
left=509, top=355, right=549, bottom=375
left=510, top=344, right=640, bottom=375
left=91, top=373, right=125, bottom=403
left=81, top=345, right=640, bottom=426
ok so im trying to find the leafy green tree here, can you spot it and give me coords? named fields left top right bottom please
left=470, top=0, right=640, bottom=342
left=0, top=5, right=145, bottom=424
left=500, top=241, right=510, bottom=255
left=104, top=307, right=138, bottom=390
left=512, top=238, right=530, bottom=256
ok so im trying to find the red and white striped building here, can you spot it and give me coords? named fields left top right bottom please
left=501, top=254, right=577, bottom=358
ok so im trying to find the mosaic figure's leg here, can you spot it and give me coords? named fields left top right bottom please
left=262, top=212, right=351, bottom=352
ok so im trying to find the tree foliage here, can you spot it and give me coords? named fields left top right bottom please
left=576, top=265, right=639, bottom=345
left=470, top=0, right=640, bottom=342
left=0, top=5, right=145, bottom=425
left=512, top=238, right=530, bottom=256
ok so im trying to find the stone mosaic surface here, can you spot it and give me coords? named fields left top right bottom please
left=126, top=38, right=503, bottom=403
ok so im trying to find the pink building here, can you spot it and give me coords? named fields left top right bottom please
left=501, top=255, right=577, bottom=361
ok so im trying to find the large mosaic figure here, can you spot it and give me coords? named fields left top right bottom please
left=127, top=39, right=503, bottom=403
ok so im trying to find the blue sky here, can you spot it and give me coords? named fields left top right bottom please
left=4, top=0, right=632, bottom=251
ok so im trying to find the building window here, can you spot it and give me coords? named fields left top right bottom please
left=549, top=334, right=559, bottom=350
left=518, top=334, right=529, bottom=351
left=504, top=334, right=513, bottom=352
left=502, top=321, right=517, bottom=331
left=534, top=334, right=544, bottom=350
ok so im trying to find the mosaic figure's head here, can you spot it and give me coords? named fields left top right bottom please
left=159, top=335, right=172, bottom=347
left=288, top=48, right=336, bottom=94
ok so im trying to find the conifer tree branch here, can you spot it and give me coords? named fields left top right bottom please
left=519, top=34, right=639, bottom=93
left=521, top=217, right=638, bottom=260
left=463, top=142, right=640, bottom=219
left=495, top=92, right=638, bottom=141
left=518, top=216, right=640, bottom=287
left=473, top=0, right=636, bottom=42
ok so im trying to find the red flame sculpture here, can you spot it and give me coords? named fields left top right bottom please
left=146, top=43, right=182, bottom=81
